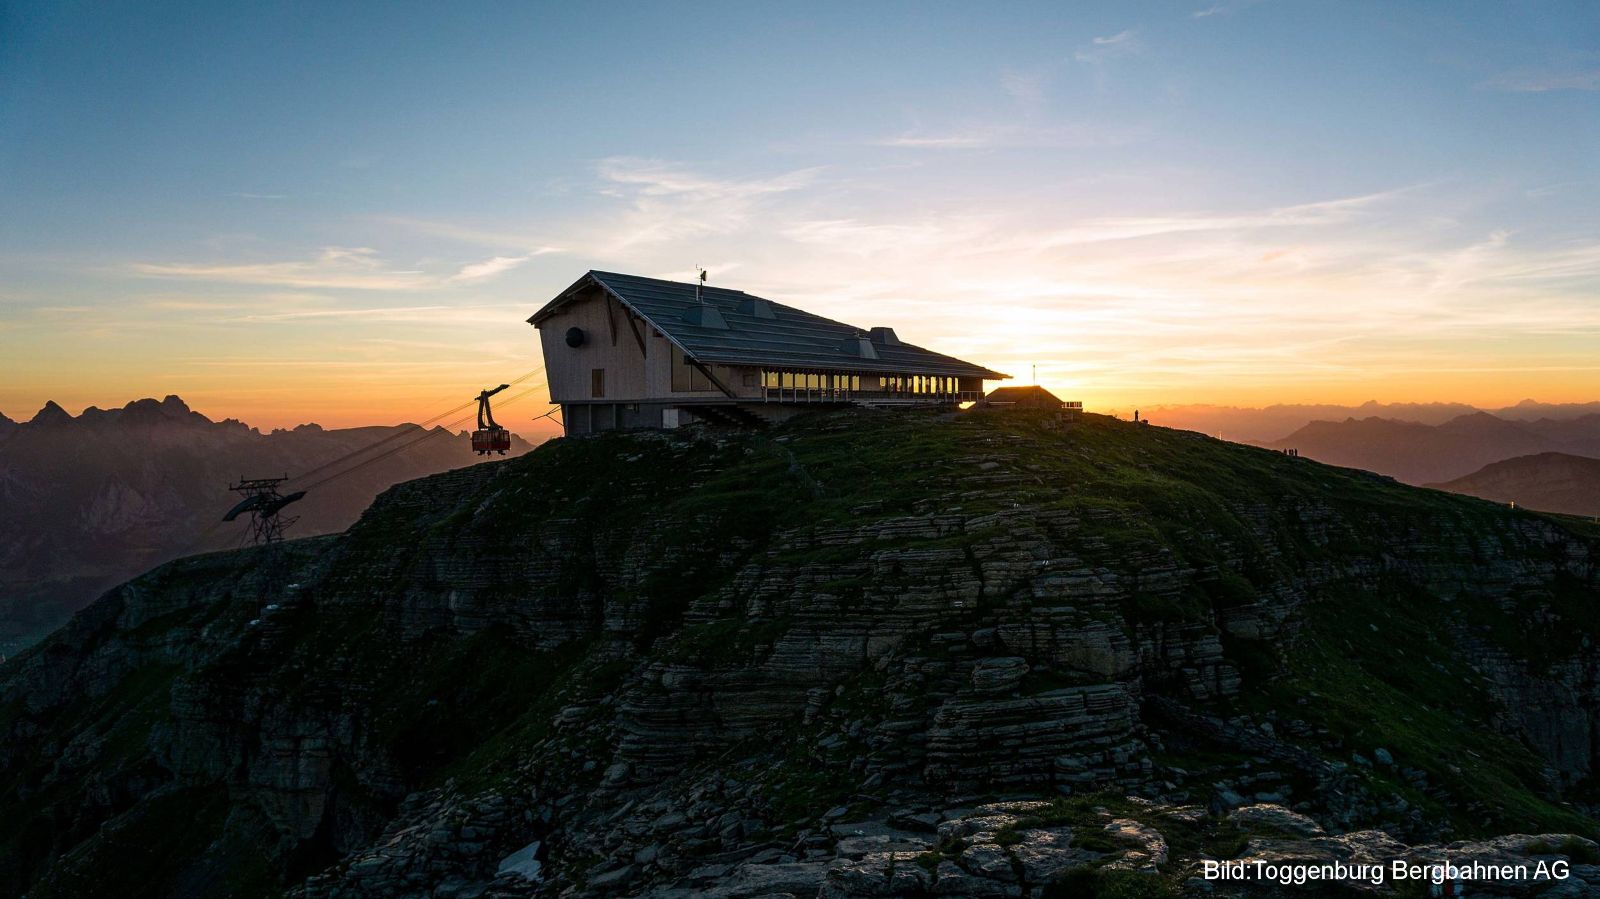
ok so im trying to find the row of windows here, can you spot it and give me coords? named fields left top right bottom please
left=763, top=371, right=858, bottom=390
left=761, top=371, right=964, bottom=393
left=592, top=357, right=969, bottom=399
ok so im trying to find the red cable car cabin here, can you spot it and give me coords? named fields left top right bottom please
left=471, top=427, right=511, bottom=454
left=472, top=384, right=512, bottom=455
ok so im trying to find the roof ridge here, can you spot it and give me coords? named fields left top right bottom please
left=533, top=271, right=1009, bottom=381
left=590, top=270, right=748, bottom=295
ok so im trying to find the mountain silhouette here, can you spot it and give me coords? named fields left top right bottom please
left=1430, top=451, right=1600, bottom=517
left=0, top=396, right=535, bottom=651
left=1268, top=411, right=1600, bottom=484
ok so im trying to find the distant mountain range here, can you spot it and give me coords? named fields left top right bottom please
left=1429, top=452, right=1600, bottom=518
left=1143, top=399, right=1600, bottom=444
left=0, top=395, right=534, bottom=652
left=1263, top=411, right=1600, bottom=484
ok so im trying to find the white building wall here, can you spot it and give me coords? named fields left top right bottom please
left=536, top=290, right=650, bottom=403
left=537, top=291, right=760, bottom=405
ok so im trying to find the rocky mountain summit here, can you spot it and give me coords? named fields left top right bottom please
left=4, top=409, right=1600, bottom=897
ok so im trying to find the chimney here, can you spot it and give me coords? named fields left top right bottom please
left=868, top=327, right=901, bottom=345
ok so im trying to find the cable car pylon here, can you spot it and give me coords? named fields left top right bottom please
left=471, top=384, right=512, bottom=455
left=209, top=368, right=543, bottom=561
left=222, top=475, right=306, bottom=545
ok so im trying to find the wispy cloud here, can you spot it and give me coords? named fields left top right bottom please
left=449, top=254, right=532, bottom=283
left=134, top=246, right=553, bottom=290
left=232, top=303, right=528, bottom=324
left=379, top=216, right=565, bottom=254
left=596, top=157, right=818, bottom=199
left=874, top=122, right=1146, bottom=151
left=134, top=247, right=432, bottom=290
left=1189, top=1, right=1264, bottom=20
left=1004, top=186, right=1420, bottom=249
left=1481, top=68, right=1600, bottom=93
left=1422, top=229, right=1600, bottom=293
left=781, top=218, right=994, bottom=257
left=877, top=132, right=996, bottom=149
left=1074, top=29, right=1143, bottom=67
left=1000, top=67, right=1048, bottom=113
left=592, top=157, right=822, bottom=248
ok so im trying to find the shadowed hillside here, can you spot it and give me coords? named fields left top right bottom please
left=1142, top=401, right=1600, bottom=446
left=1268, top=411, right=1600, bottom=484
left=1431, top=452, right=1600, bottom=518
left=4, top=409, right=1600, bottom=897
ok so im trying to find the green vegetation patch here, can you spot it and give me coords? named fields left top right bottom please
left=1248, top=582, right=1597, bottom=837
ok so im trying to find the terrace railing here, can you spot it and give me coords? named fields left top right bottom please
left=762, top=387, right=982, bottom=405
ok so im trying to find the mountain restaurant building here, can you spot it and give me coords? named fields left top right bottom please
left=529, top=271, right=1009, bottom=435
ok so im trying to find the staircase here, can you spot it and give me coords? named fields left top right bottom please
left=688, top=404, right=770, bottom=429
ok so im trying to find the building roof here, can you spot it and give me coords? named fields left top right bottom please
left=528, top=271, right=1008, bottom=381
left=979, top=385, right=1065, bottom=406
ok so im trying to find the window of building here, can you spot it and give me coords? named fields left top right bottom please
left=671, top=349, right=690, bottom=391
left=670, top=347, right=717, bottom=392
left=591, top=368, right=605, bottom=398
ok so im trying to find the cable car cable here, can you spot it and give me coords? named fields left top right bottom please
left=298, top=379, right=546, bottom=491
left=288, top=366, right=545, bottom=483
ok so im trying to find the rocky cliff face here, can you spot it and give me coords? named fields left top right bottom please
left=3, top=409, right=1599, bottom=898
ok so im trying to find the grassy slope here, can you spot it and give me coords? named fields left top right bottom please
left=722, top=410, right=1599, bottom=837
left=3, top=409, right=1598, bottom=896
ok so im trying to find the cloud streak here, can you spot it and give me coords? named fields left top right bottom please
left=1481, top=68, right=1600, bottom=93
left=134, top=246, right=550, bottom=290
left=590, top=157, right=823, bottom=249
left=1075, top=29, right=1142, bottom=63
left=134, top=247, right=432, bottom=290
left=874, top=122, right=1145, bottom=150
left=449, top=255, right=531, bottom=283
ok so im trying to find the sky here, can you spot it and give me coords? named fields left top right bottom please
left=2, top=0, right=1598, bottom=431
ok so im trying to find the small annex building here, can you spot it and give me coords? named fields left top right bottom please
left=977, top=385, right=1071, bottom=410
left=529, top=271, right=1009, bottom=435
left=977, top=385, right=1083, bottom=422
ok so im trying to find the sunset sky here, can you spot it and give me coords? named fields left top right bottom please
left=3, top=1, right=1598, bottom=431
